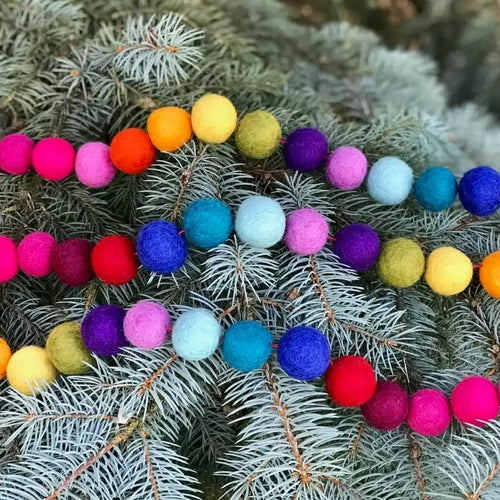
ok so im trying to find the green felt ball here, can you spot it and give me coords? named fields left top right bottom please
left=235, top=111, right=281, bottom=159
left=46, top=322, right=94, bottom=375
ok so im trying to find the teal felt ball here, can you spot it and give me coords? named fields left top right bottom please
left=414, top=167, right=457, bottom=211
left=367, top=157, right=413, bottom=205
left=222, top=320, right=272, bottom=372
left=183, top=198, right=233, bottom=248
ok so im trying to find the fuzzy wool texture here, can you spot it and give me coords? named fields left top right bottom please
left=32, top=137, right=75, bottom=181
left=407, top=388, right=451, bottom=436
left=51, top=239, right=94, bottom=287
left=361, top=381, right=408, bottom=430
left=136, top=220, right=188, bottom=274
left=147, top=106, right=192, bottom=152
left=235, top=110, right=281, bottom=159
left=0, top=338, right=12, bottom=378
left=0, top=133, right=34, bottom=175
left=414, top=166, right=457, bottom=211
left=0, top=235, right=18, bottom=283
left=458, top=166, right=500, bottom=216
left=17, top=232, right=56, bottom=277
left=191, top=94, right=237, bottom=144
left=283, top=127, right=328, bottom=173
left=172, top=308, right=222, bottom=361
left=284, top=208, right=328, bottom=256
left=480, top=250, right=500, bottom=298
left=183, top=198, right=233, bottom=249
left=124, top=301, right=171, bottom=350
left=222, top=320, right=272, bottom=372
left=109, top=128, right=155, bottom=174
left=75, top=142, right=116, bottom=188
left=235, top=195, right=286, bottom=249
left=277, top=325, right=330, bottom=381
left=367, top=156, right=413, bottom=205
left=326, top=146, right=368, bottom=190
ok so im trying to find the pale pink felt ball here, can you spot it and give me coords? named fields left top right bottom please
left=0, top=236, right=18, bottom=283
left=284, top=208, right=329, bottom=256
left=0, top=133, right=34, bottom=175
left=75, top=142, right=116, bottom=188
left=407, top=388, right=451, bottom=436
left=451, top=376, right=499, bottom=427
left=326, top=146, right=368, bottom=190
left=32, top=137, right=76, bottom=181
left=17, top=232, right=56, bottom=277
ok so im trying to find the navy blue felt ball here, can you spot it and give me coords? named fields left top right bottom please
left=414, top=167, right=457, bottom=211
left=136, top=220, right=188, bottom=274
left=458, top=166, right=500, bottom=216
left=277, top=325, right=330, bottom=381
left=283, top=128, right=328, bottom=173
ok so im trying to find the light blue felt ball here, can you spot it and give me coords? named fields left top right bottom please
left=172, top=308, right=223, bottom=361
left=235, top=195, right=286, bottom=248
left=222, top=320, right=273, bottom=372
left=414, top=167, right=457, bottom=211
left=367, top=157, right=413, bottom=205
left=183, top=198, right=233, bottom=249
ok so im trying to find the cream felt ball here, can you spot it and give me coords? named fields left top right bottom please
left=32, top=137, right=76, bottom=181
left=191, top=94, right=237, bottom=143
left=17, top=231, right=56, bottom=277
left=0, top=133, right=34, bottom=175
left=284, top=208, right=328, bottom=256
left=124, top=301, right=171, bottom=350
left=75, top=142, right=116, bottom=188
left=361, top=381, right=408, bottom=430
left=407, top=388, right=451, bottom=436
left=367, top=156, right=413, bottom=205
left=235, top=110, right=281, bottom=159
left=235, top=196, right=286, bottom=249
left=172, top=308, right=223, bottom=361
left=326, top=146, right=368, bottom=190
left=0, top=235, right=18, bottom=283
left=458, top=166, right=500, bottom=216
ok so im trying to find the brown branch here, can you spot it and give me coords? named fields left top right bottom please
left=340, top=321, right=400, bottom=347
left=408, top=435, right=428, bottom=500
left=309, top=256, right=336, bottom=326
left=138, top=354, right=178, bottom=396
left=141, top=428, right=160, bottom=500
left=349, top=422, right=365, bottom=459
left=466, top=463, right=500, bottom=500
left=24, top=412, right=115, bottom=422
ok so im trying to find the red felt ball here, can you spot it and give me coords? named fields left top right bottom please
left=51, top=239, right=94, bottom=286
left=325, top=355, right=377, bottom=407
left=109, top=128, right=155, bottom=174
left=91, top=235, right=139, bottom=285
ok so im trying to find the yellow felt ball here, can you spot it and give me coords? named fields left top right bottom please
left=191, top=94, right=237, bottom=143
left=425, top=247, right=473, bottom=296
left=7, top=346, right=57, bottom=395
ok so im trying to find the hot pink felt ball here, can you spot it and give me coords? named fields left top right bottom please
left=0, top=133, right=34, bottom=175
left=32, top=137, right=76, bottom=181
left=75, top=142, right=116, bottom=188
left=326, top=146, right=368, bottom=190
left=17, top=232, right=56, bottom=277
left=451, top=376, right=499, bottom=426
left=284, top=208, right=329, bottom=256
left=407, top=388, right=451, bottom=436
left=0, top=236, right=18, bottom=283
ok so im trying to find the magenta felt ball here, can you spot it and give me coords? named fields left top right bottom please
left=451, top=376, right=499, bottom=426
left=284, top=208, right=329, bottom=255
left=407, top=388, right=451, bottom=436
left=0, top=133, right=34, bottom=175
left=17, top=232, right=56, bottom=277
left=361, top=381, right=408, bottom=430
left=51, top=239, right=94, bottom=286
left=124, top=301, right=171, bottom=349
left=32, top=137, right=76, bottom=181
left=75, top=142, right=116, bottom=188
left=326, top=146, right=368, bottom=190
left=0, top=236, right=18, bottom=283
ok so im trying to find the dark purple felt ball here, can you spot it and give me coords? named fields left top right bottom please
left=283, top=128, right=328, bottom=173
left=51, top=239, right=95, bottom=286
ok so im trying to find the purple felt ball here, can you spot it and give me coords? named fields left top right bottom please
left=0, top=133, right=34, bottom=175
left=326, top=146, right=368, bottom=190
left=17, top=232, right=56, bottom=277
left=75, top=142, right=116, bottom=188
left=124, top=301, right=171, bottom=350
left=332, top=224, right=380, bottom=272
left=283, top=128, right=328, bottom=173
left=284, top=208, right=329, bottom=255
left=81, top=304, right=127, bottom=356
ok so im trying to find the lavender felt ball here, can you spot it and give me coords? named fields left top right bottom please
left=326, top=146, right=368, bottom=190
left=124, top=301, right=171, bottom=350
left=17, top=232, right=56, bottom=277
left=361, top=381, right=408, bottom=430
left=285, top=208, right=329, bottom=255
left=75, top=142, right=116, bottom=188
left=283, top=128, right=328, bottom=173
left=0, top=133, right=34, bottom=175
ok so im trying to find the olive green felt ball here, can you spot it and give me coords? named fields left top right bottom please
left=46, top=322, right=94, bottom=375
left=235, top=111, right=281, bottom=159
left=377, top=238, right=425, bottom=288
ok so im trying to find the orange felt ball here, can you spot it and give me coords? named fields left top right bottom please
left=147, top=107, right=192, bottom=152
left=109, top=128, right=155, bottom=174
left=480, top=250, right=500, bottom=298
left=0, top=338, right=12, bottom=377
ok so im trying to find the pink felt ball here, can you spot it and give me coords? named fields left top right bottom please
left=0, top=236, right=18, bottom=283
left=75, top=142, right=116, bottom=188
left=0, top=133, right=34, bottom=175
left=17, top=232, right=56, bottom=277
left=32, top=137, right=76, bottom=181
left=326, top=146, right=368, bottom=190
left=284, top=208, right=329, bottom=256
left=407, top=388, right=451, bottom=436
left=451, top=376, right=499, bottom=426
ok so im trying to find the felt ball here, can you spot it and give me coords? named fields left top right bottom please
left=0, top=338, right=12, bottom=378
left=124, top=301, right=171, bottom=349
left=451, top=376, right=499, bottom=426
left=377, top=238, right=425, bottom=288
left=367, top=157, right=413, bottom=205
left=332, top=224, right=380, bottom=272
left=326, top=146, right=368, bottom=190
left=17, top=232, right=56, bottom=277
left=183, top=198, right=233, bottom=249
left=283, top=128, right=328, bottom=173
left=46, top=322, right=93, bottom=375
left=6, top=346, right=57, bottom=395
left=235, top=110, right=281, bottom=159
left=425, top=247, right=473, bottom=296
left=172, top=308, right=223, bottom=361
left=32, top=137, right=76, bottom=181
left=110, top=128, right=155, bottom=174
left=91, top=235, right=139, bottom=285
left=480, top=250, right=500, bottom=298
left=407, top=388, right=451, bottom=436
left=0, top=235, right=18, bottom=283
left=191, top=94, right=237, bottom=143
left=458, top=166, right=500, bottom=216
left=277, top=326, right=330, bottom=381
left=147, top=106, right=192, bottom=152
left=284, top=208, right=328, bottom=256
left=0, top=133, right=34, bottom=175
left=361, top=381, right=408, bottom=430
left=235, top=196, right=286, bottom=249
left=414, top=166, right=457, bottom=211
left=136, top=220, right=188, bottom=274
left=75, top=142, right=116, bottom=188
left=325, top=355, right=376, bottom=407
left=222, top=321, right=272, bottom=372
left=81, top=305, right=127, bottom=357
left=51, top=239, right=94, bottom=287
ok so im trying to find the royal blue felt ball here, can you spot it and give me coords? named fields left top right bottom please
left=277, top=325, right=330, bottom=381
left=367, top=157, right=413, bottom=205
left=458, top=166, right=500, bottom=216
left=136, top=220, right=188, bottom=274
left=283, top=128, right=328, bottom=173
left=183, top=198, right=233, bottom=249
left=414, top=167, right=457, bottom=211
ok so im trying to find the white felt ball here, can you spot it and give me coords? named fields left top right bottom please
left=367, top=156, right=413, bottom=205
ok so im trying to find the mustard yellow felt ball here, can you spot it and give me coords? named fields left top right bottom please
left=425, top=247, right=473, bottom=296
left=191, top=94, right=237, bottom=143
left=235, top=111, right=281, bottom=159
left=7, top=346, right=57, bottom=395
